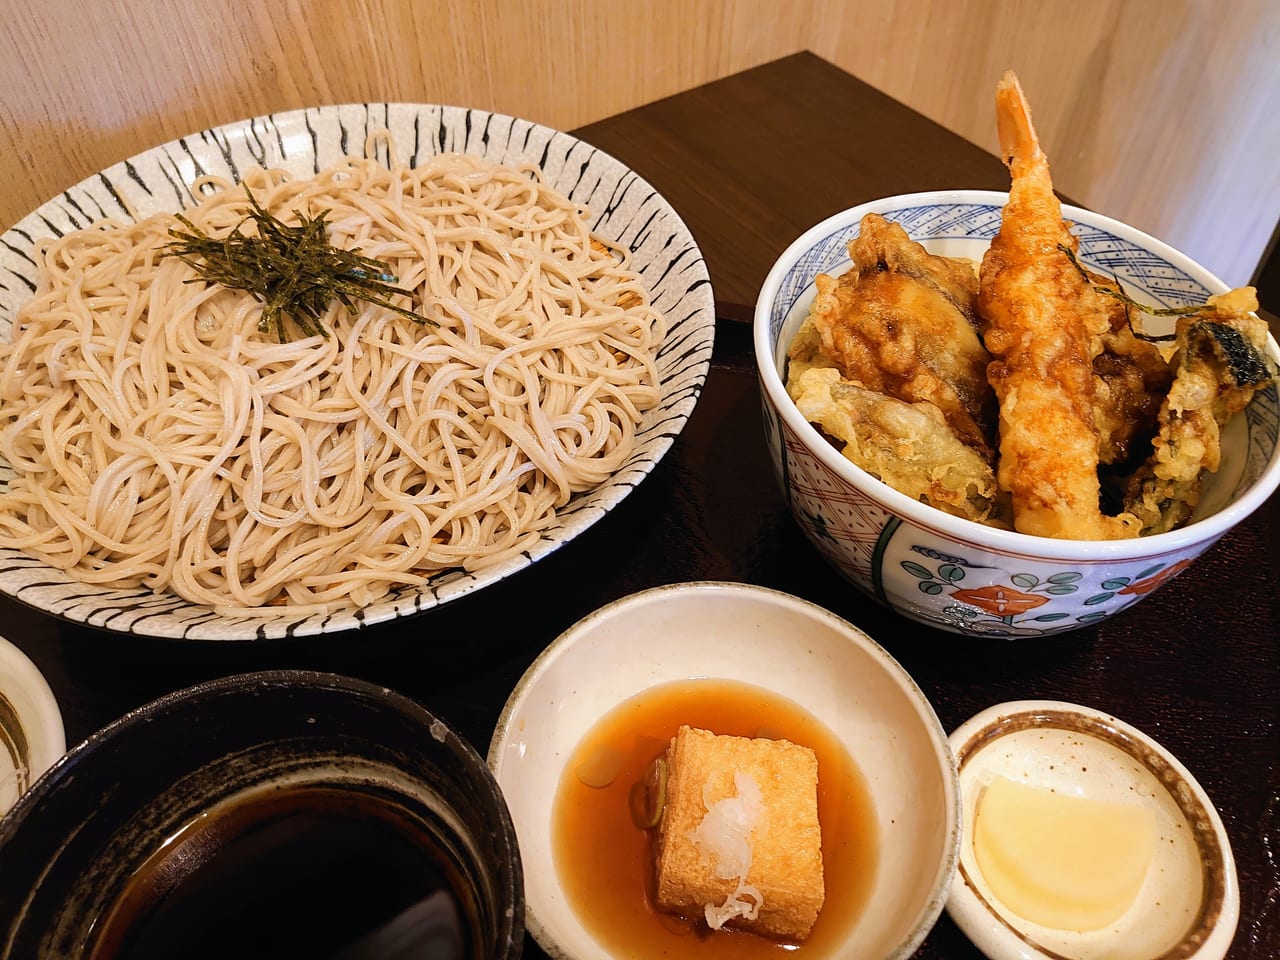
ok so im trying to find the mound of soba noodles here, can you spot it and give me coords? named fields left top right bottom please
left=0, top=148, right=664, bottom=614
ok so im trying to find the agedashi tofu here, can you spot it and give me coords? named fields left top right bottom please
left=653, top=725, right=825, bottom=940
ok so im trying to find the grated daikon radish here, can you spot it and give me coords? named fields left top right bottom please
left=689, top=771, right=765, bottom=928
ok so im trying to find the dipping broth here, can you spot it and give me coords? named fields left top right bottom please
left=552, top=678, right=879, bottom=959
left=87, top=782, right=481, bottom=960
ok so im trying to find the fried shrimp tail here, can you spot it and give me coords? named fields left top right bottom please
left=995, top=72, right=1041, bottom=176
left=978, top=71, right=1140, bottom=540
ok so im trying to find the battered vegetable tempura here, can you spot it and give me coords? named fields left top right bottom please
left=1124, top=288, right=1278, bottom=534
left=978, top=71, right=1141, bottom=540
left=809, top=214, right=996, bottom=456
left=787, top=214, right=1006, bottom=524
left=789, top=365, right=1005, bottom=524
left=1091, top=283, right=1174, bottom=467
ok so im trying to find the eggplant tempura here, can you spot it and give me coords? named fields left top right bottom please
left=785, top=71, right=1276, bottom=540
left=1123, top=288, right=1277, bottom=534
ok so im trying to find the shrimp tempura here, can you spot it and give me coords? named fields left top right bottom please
left=977, top=71, right=1140, bottom=540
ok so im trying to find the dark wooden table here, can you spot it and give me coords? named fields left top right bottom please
left=5, top=53, right=1277, bottom=959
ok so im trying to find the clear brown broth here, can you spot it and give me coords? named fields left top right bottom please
left=86, top=783, right=480, bottom=960
left=552, top=678, right=879, bottom=959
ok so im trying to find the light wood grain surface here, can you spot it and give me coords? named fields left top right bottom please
left=3, top=0, right=1277, bottom=286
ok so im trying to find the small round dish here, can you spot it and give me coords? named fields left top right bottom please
left=489, top=581, right=960, bottom=960
left=946, top=700, right=1238, bottom=960
left=0, top=634, right=64, bottom=816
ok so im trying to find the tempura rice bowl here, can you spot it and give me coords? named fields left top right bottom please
left=754, top=191, right=1280, bottom=638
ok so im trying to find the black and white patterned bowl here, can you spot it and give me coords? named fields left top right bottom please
left=0, top=105, right=716, bottom=640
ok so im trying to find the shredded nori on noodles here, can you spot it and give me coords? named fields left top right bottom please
left=163, top=186, right=433, bottom=340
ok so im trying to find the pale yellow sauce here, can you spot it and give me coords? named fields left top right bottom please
left=973, top=775, right=1157, bottom=931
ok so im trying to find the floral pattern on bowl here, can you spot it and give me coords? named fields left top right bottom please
left=762, top=407, right=1219, bottom=638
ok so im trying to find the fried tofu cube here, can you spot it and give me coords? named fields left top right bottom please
left=653, top=725, right=824, bottom=940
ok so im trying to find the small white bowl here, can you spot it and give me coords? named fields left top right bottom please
left=488, top=581, right=960, bottom=960
left=0, top=635, right=65, bottom=815
left=946, top=700, right=1238, bottom=960
left=754, top=191, right=1280, bottom=637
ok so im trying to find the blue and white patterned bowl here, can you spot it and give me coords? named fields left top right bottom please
left=754, top=191, right=1280, bottom=638
left=0, top=105, right=716, bottom=640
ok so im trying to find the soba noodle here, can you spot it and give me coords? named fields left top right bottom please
left=0, top=146, right=665, bottom=614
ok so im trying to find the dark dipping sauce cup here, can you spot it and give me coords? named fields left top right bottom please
left=0, top=671, right=524, bottom=960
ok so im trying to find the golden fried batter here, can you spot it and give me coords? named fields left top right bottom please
left=785, top=72, right=1274, bottom=542
left=809, top=213, right=995, bottom=457
left=789, top=366, right=1008, bottom=525
left=1124, top=289, right=1278, bottom=533
left=978, top=72, right=1140, bottom=540
left=1078, top=275, right=1176, bottom=467
left=1094, top=329, right=1174, bottom=466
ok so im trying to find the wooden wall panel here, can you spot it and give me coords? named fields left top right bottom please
left=0, top=1, right=815, bottom=231
left=813, top=0, right=1280, bottom=287
left=2, top=0, right=1276, bottom=286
